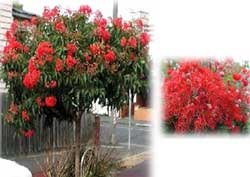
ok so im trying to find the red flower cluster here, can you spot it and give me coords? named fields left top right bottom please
left=45, top=96, right=57, bottom=107
left=120, top=37, right=127, bottom=47
left=140, top=32, right=150, bottom=46
left=23, top=69, right=41, bottom=89
left=55, top=21, right=66, bottom=33
left=104, top=50, right=116, bottom=62
left=122, top=22, right=132, bottom=31
left=65, top=55, right=77, bottom=69
left=128, top=37, right=137, bottom=48
left=21, top=129, right=34, bottom=138
left=35, top=42, right=54, bottom=62
left=22, top=110, right=30, bottom=122
left=36, top=97, right=45, bottom=107
left=135, top=19, right=144, bottom=29
left=78, top=5, right=92, bottom=16
left=95, top=27, right=110, bottom=42
left=9, top=102, right=18, bottom=115
left=55, top=58, right=63, bottom=72
left=84, top=52, right=91, bottom=62
left=67, top=43, right=77, bottom=56
left=42, top=6, right=60, bottom=20
left=89, top=43, right=101, bottom=56
left=94, top=16, right=107, bottom=28
left=163, top=61, right=247, bottom=133
left=1, top=24, right=30, bottom=64
left=113, top=17, right=123, bottom=28
left=233, top=73, right=241, bottom=81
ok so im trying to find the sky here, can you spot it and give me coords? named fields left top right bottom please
left=18, top=0, right=155, bottom=26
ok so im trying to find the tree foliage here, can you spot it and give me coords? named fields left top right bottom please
left=1, top=5, right=150, bottom=137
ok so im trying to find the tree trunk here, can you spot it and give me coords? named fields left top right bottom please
left=75, top=113, right=81, bottom=177
left=110, top=109, right=117, bottom=145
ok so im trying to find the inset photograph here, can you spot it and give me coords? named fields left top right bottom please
left=162, top=58, right=250, bottom=134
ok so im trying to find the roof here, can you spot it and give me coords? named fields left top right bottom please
left=12, top=7, right=36, bottom=20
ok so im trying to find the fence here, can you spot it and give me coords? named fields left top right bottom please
left=0, top=92, right=94, bottom=157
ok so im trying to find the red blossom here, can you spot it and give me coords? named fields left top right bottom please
left=135, top=19, right=144, bottom=29
left=67, top=43, right=77, bottom=55
left=167, top=68, right=173, bottom=75
left=45, top=96, right=57, bottom=107
left=55, top=58, right=63, bottom=72
left=10, top=20, right=18, bottom=33
left=78, top=5, right=92, bottom=15
left=128, top=37, right=137, bottom=48
left=5, top=113, right=14, bottom=123
left=194, top=117, right=206, bottom=132
left=232, top=73, right=241, bottom=81
left=140, top=32, right=150, bottom=46
left=130, top=53, right=136, bottom=61
left=36, top=97, right=45, bottom=107
left=22, top=129, right=34, bottom=138
left=96, top=27, right=110, bottom=42
left=23, top=69, right=41, bottom=89
left=89, top=43, right=101, bottom=56
left=42, top=6, right=60, bottom=20
left=104, top=50, right=116, bottom=62
left=122, top=22, right=132, bottom=31
left=65, top=55, right=77, bottom=69
left=35, top=42, right=54, bottom=61
left=120, top=37, right=127, bottom=47
left=94, top=17, right=107, bottom=28
left=242, top=79, right=248, bottom=86
left=113, top=17, right=122, bottom=28
left=84, top=52, right=91, bottom=62
left=22, top=110, right=30, bottom=122
left=9, top=102, right=18, bottom=115
left=55, top=21, right=66, bottom=33
left=28, top=58, right=37, bottom=72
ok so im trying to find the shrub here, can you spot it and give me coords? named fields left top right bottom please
left=162, top=59, right=250, bottom=133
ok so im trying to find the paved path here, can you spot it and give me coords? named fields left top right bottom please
left=118, top=160, right=150, bottom=177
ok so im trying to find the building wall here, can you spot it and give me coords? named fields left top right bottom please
left=0, top=0, right=12, bottom=53
left=0, top=1, right=12, bottom=91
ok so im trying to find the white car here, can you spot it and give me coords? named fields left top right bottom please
left=0, top=158, right=32, bottom=177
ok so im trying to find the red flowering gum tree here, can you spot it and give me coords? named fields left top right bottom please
left=95, top=17, right=150, bottom=143
left=162, top=60, right=250, bottom=134
left=1, top=5, right=149, bottom=177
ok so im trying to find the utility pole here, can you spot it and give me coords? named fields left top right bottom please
left=110, top=0, right=118, bottom=145
left=113, top=0, right=118, bottom=18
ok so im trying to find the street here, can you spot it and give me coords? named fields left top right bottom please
left=100, top=119, right=151, bottom=148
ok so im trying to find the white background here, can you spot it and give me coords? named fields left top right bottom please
left=18, top=0, right=250, bottom=177
left=151, top=1, right=250, bottom=177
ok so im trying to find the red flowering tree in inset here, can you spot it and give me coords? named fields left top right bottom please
left=1, top=5, right=149, bottom=177
left=163, top=60, right=250, bottom=133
